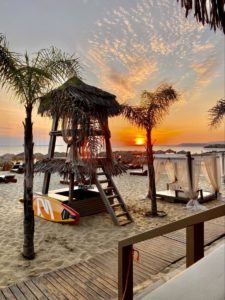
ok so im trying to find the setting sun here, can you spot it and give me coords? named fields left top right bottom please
left=135, top=136, right=145, bottom=145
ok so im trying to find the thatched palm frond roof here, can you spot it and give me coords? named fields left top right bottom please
left=34, top=157, right=127, bottom=177
left=38, top=76, right=121, bottom=118
left=178, top=0, right=225, bottom=34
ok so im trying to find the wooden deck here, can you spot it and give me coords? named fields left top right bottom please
left=1, top=217, right=225, bottom=300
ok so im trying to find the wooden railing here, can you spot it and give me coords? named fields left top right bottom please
left=118, top=204, right=225, bottom=300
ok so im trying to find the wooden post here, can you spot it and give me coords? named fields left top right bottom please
left=186, top=151, right=193, bottom=189
left=118, top=245, right=133, bottom=300
left=69, top=173, right=74, bottom=203
left=42, top=116, right=59, bottom=194
left=186, top=222, right=204, bottom=267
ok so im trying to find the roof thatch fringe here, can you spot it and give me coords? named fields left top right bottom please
left=38, top=76, right=121, bottom=118
left=178, top=0, right=225, bottom=34
left=34, top=158, right=127, bottom=177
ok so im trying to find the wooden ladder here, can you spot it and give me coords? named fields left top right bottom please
left=95, top=167, right=133, bottom=226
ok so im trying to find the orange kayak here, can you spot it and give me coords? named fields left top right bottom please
left=33, top=195, right=80, bottom=224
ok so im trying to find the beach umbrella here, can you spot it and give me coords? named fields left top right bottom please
left=166, top=149, right=176, bottom=154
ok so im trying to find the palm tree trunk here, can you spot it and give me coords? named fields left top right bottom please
left=146, top=128, right=157, bottom=215
left=23, top=104, right=35, bottom=259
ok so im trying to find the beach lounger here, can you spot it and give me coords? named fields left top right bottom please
left=0, top=174, right=17, bottom=183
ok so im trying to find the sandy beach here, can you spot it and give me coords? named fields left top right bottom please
left=0, top=168, right=224, bottom=290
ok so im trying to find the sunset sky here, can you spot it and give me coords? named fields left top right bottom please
left=0, top=0, right=224, bottom=147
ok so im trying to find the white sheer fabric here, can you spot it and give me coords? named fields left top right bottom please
left=165, top=159, right=176, bottom=183
left=186, top=158, right=207, bottom=211
left=202, top=156, right=221, bottom=200
left=154, top=159, right=165, bottom=184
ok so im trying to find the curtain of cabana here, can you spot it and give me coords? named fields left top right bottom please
left=154, top=159, right=165, bottom=184
left=165, top=159, right=176, bottom=185
left=175, top=158, right=204, bottom=210
left=186, top=159, right=206, bottom=210
left=202, top=157, right=221, bottom=198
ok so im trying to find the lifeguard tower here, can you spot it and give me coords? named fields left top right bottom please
left=35, top=77, right=133, bottom=226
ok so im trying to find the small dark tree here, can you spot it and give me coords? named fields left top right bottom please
left=0, top=34, right=81, bottom=259
left=122, top=84, right=179, bottom=217
left=209, top=99, right=225, bottom=127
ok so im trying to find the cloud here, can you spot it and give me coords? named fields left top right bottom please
left=192, top=43, right=214, bottom=53
left=191, top=57, right=218, bottom=86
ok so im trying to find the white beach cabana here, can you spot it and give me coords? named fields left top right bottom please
left=155, top=152, right=221, bottom=210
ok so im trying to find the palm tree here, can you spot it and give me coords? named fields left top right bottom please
left=0, top=34, right=80, bottom=259
left=122, top=84, right=179, bottom=217
left=209, top=98, right=225, bottom=127
left=177, top=0, right=225, bottom=34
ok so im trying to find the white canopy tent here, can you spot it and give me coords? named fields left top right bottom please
left=155, top=152, right=221, bottom=211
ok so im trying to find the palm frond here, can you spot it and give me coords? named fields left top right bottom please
left=0, top=34, right=27, bottom=101
left=36, top=47, right=81, bottom=84
left=178, top=0, right=225, bottom=34
left=209, top=98, right=225, bottom=127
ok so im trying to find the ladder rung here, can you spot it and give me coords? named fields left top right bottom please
left=97, top=172, right=105, bottom=176
left=107, top=194, right=118, bottom=200
left=111, top=203, right=122, bottom=208
left=116, top=212, right=128, bottom=218
left=104, top=187, right=114, bottom=191
left=119, top=220, right=132, bottom=226
left=99, top=179, right=109, bottom=184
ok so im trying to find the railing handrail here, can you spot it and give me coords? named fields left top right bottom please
left=118, top=204, right=225, bottom=248
left=118, top=204, right=225, bottom=300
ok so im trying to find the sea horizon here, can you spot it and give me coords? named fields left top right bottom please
left=0, top=143, right=225, bottom=156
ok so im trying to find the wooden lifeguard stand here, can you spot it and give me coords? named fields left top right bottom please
left=36, top=77, right=133, bottom=226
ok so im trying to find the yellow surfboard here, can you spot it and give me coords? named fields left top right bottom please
left=33, top=195, right=80, bottom=224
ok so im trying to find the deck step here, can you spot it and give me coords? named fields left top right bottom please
left=107, top=194, right=119, bottom=200
left=116, top=212, right=128, bottom=218
left=99, top=179, right=109, bottom=184
left=119, top=220, right=133, bottom=226
left=97, top=172, right=105, bottom=176
left=111, top=203, right=122, bottom=208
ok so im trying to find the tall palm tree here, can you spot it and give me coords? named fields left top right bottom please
left=209, top=98, right=225, bottom=127
left=0, top=34, right=80, bottom=259
left=122, top=84, right=179, bottom=217
left=177, top=0, right=225, bottom=34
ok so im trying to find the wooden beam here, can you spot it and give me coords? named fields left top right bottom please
left=118, top=204, right=225, bottom=248
left=42, top=116, right=59, bottom=194
left=186, top=223, right=204, bottom=267
left=118, top=245, right=133, bottom=300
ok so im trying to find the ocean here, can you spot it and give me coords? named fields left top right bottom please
left=0, top=144, right=224, bottom=156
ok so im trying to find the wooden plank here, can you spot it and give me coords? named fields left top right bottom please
left=16, top=282, right=37, bottom=300
left=68, top=265, right=113, bottom=299
left=48, top=272, right=87, bottom=300
left=56, top=269, right=94, bottom=299
left=0, top=291, right=6, bottom=300
left=32, top=277, right=64, bottom=300
left=1, top=288, right=17, bottom=300
left=24, top=280, right=48, bottom=300
left=9, top=286, right=26, bottom=300
left=75, top=263, right=117, bottom=296
left=80, top=260, right=118, bottom=288
left=44, top=274, right=80, bottom=300
left=59, top=268, right=105, bottom=299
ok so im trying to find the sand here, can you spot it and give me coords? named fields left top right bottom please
left=0, top=168, right=224, bottom=289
